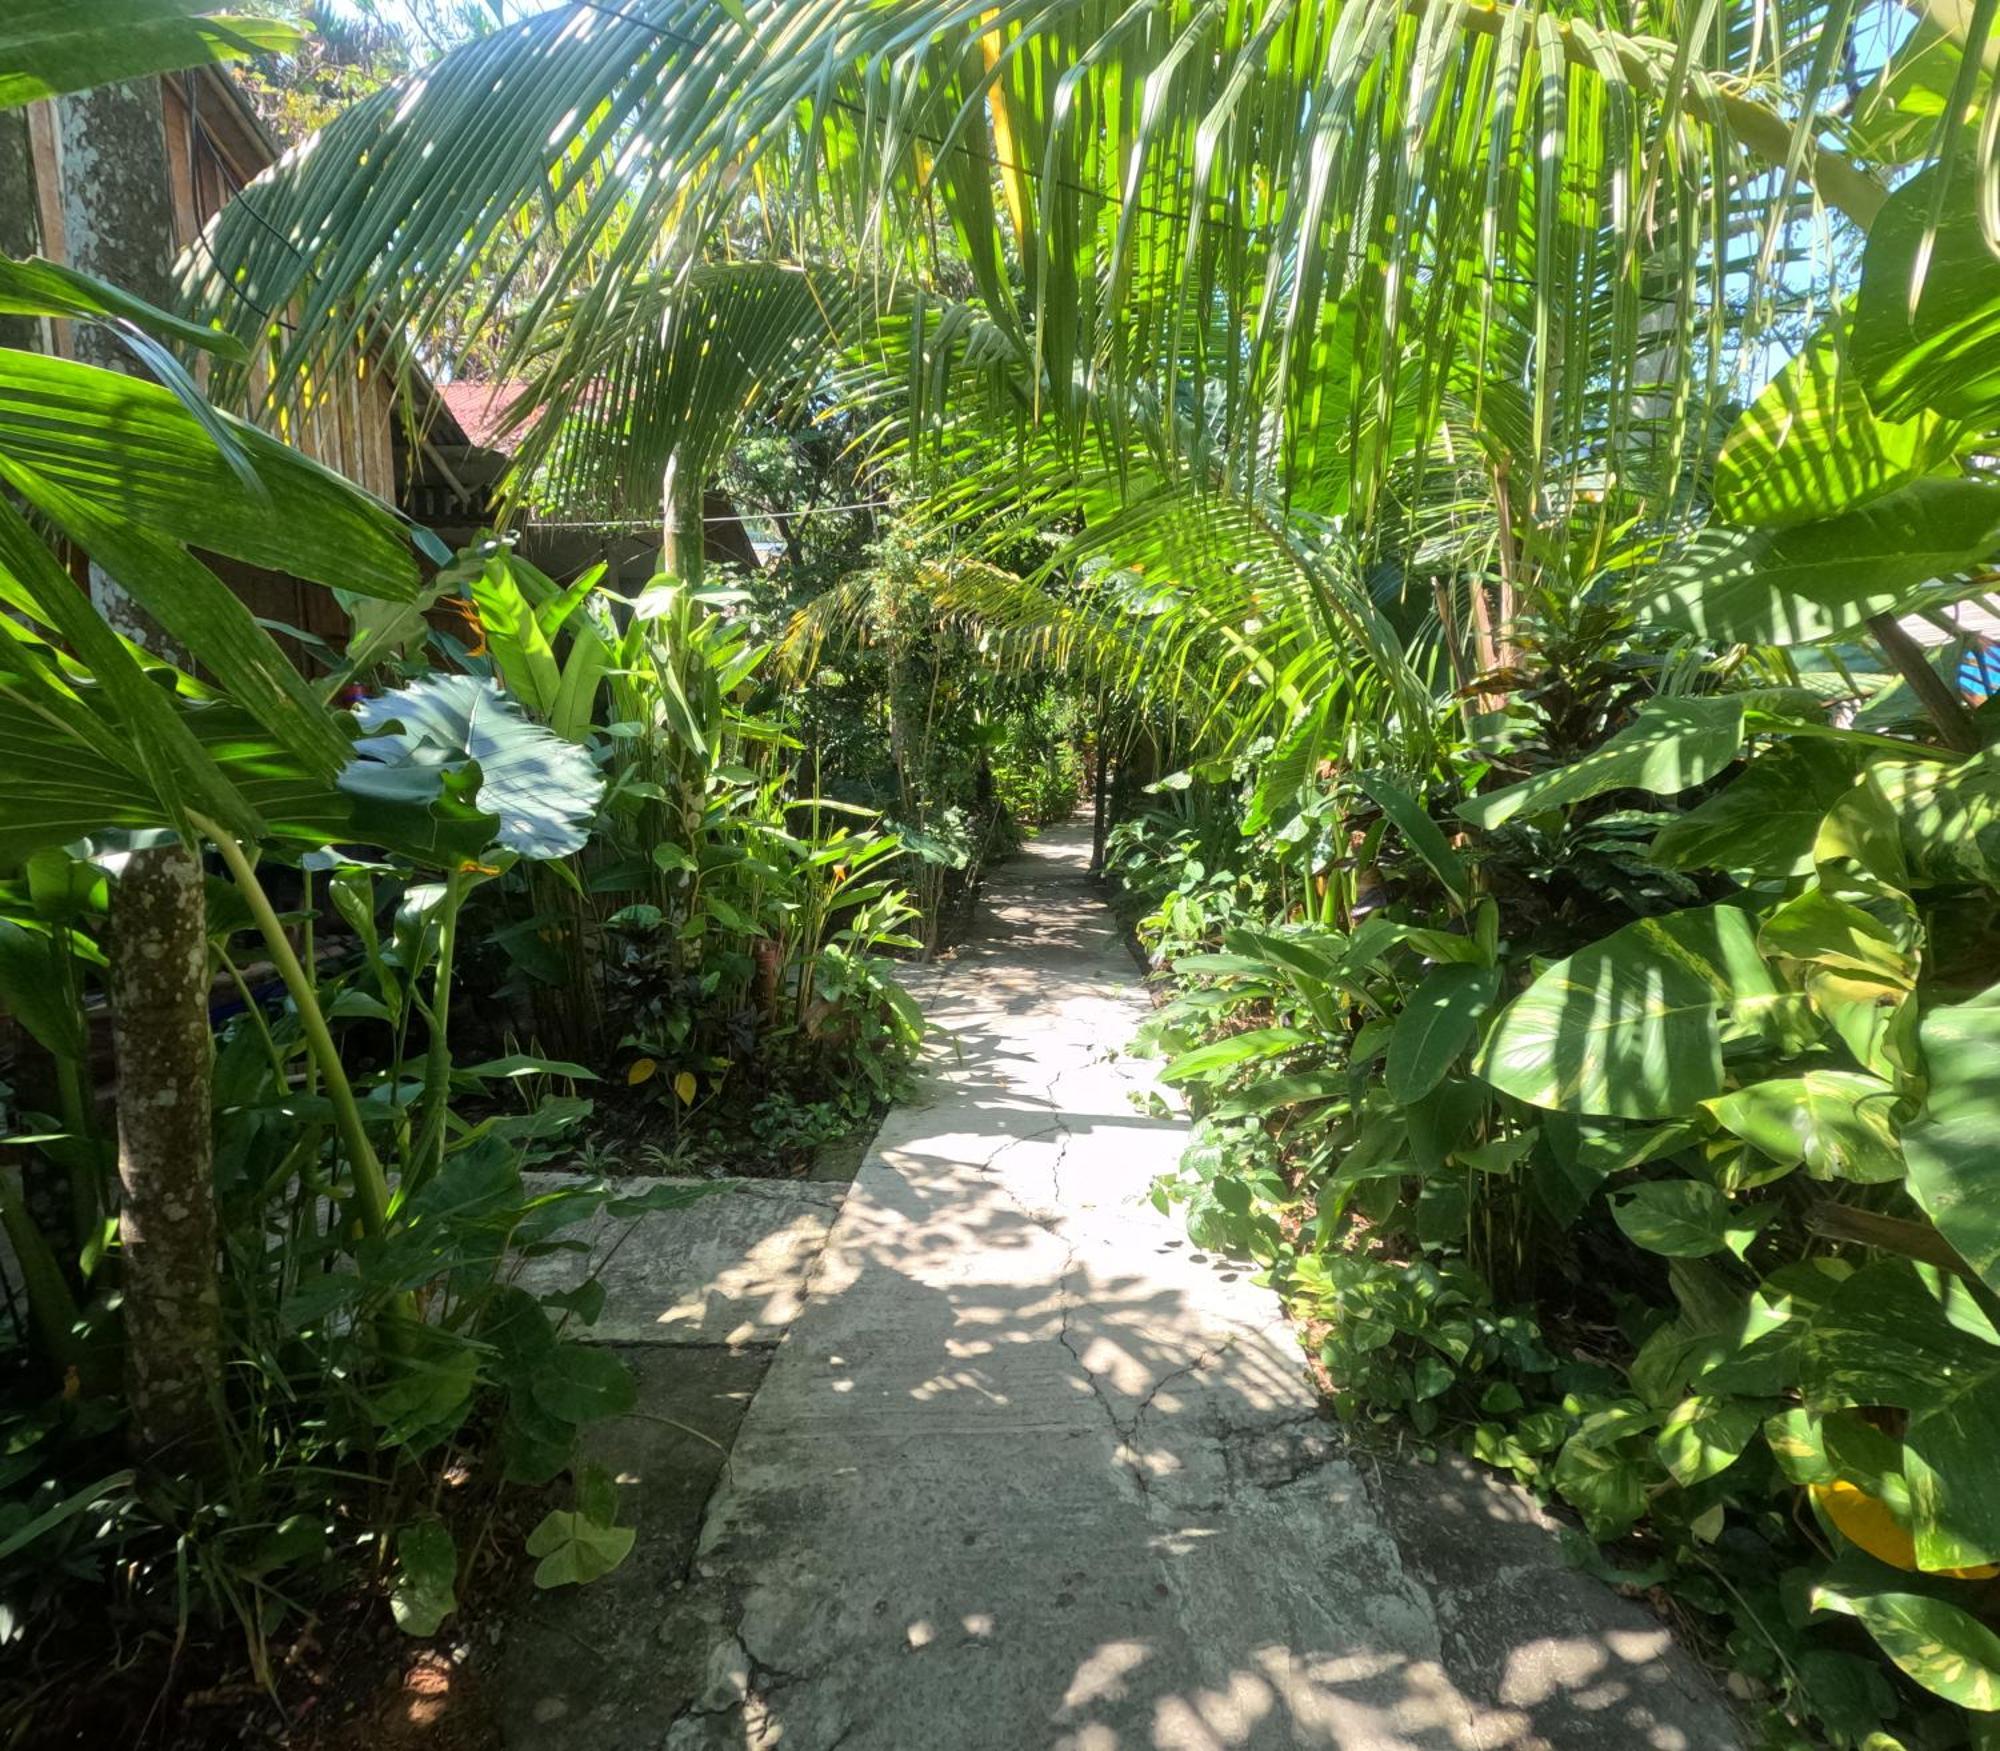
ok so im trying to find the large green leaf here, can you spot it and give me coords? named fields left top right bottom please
left=549, top=622, right=610, bottom=745
left=1766, top=1406, right=1906, bottom=1495
left=462, top=551, right=562, bottom=719
left=1657, top=1394, right=1762, bottom=1486
left=342, top=675, right=604, bottom=862
left=1478, top=905, right=1781, bottom=1118
left=0, top=266, right=262, bottom=486
left=1612, top=1179, right=1768, bottom=1260
left=1649, top=741, right=1863, bottom=879
left=1799, top=1263, right=1996, bottom=1410
left=1284, top=293, right=1429, bottom=519
left=0, top=495, right=256, bottom=841
left=525, top=1506, right=635, bottom=1589
left=0, top=920, right=82, bottom=1060
left=1708, top=1071, right=1906, bottom=1184
left=1384, top=963, right=1498, bottom=1104
left=0, top=691, right=165, bottom=862
left=0, top=350, right=420, bottom=601
left=1697, top=1260, right=1853, bottom=1397
left=1457, top=696, right=1746, bottom=831
left=1712, top=321, right=1961, bottom=529
left=527, top=1344, right=636, bottom=1426
left=0, top=258, right=246, bottom=361
left=1865, top=750, right=2000, bottom=890
left=0, top=688, right=497, bottom=869
left=0, top=2, right=297, bottom=108
left=1759, top=885, right=1916, bottom=984
left=1812, top=1585, right=2000, bottom=1711
left=1843, top=12, right=1974, bottom=165
left=389, top=1519, right=459, bottom=1637
left=1802, top=1263, right=2000, bottom=1573
left=7, top=463, right=352, bottom=779
left=1636, top=479, right=2000, bottom=647
left=1551, top=1405, right=1662, bottom=1540
left=1359, top=771, right=1469, bottom=906
left=1161, top=1026, right=1315, bottom=1085
left=1851, top=162, right=2000, bottom=428
left=0, top=474, right=481, bottom=863
left=1904, top=985, right=2000, bottom=1298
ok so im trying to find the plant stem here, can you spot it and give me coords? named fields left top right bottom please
left=218, top=945, right=291, bottom=1090
left=46, top=929, right=101, bottom=1266
left=410, top=867, right=472, bottom=1193
left=195, top=818, right=391, bottom=1240
left=1866, top=614, right=1981, bottom=755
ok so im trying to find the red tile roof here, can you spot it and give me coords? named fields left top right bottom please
left=436, top=380, right=538, bottom=452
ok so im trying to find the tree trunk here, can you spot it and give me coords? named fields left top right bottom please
left=55, top=81, right=178, bottom=358
left=662, top=451, right=704, bottom=589
left=54, top=80, right=183, bottom=652
left=0, top=107, right=41, bottom=352
left=49, top=78, right=225, bottom=1462
left=108, top=842, right=224, bottom=1470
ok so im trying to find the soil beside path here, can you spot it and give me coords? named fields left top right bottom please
left=506, top=821, right=1739, bottom=1751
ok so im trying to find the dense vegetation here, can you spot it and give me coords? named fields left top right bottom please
left=5, top=0, right=2000, bottom=1745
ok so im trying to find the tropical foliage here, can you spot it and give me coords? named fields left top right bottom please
left=0, top=8, right=940, bottom=1723
left=8, top=0, right=2000, bottom=1738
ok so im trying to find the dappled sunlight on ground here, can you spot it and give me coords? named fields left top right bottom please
left=508, top=823, right=1738, bottom=1751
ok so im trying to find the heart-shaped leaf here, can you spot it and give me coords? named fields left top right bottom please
left=343, top=674, right=603, bottom=860
left=525, top=1508, right=636, bottom=1588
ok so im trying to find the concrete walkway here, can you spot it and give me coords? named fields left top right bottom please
left=515, top=823, right=1738, bottom=1751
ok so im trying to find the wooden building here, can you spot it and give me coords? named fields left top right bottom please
left=12, top=64, right=716, bottom=631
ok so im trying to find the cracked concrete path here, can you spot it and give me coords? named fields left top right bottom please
left=563, top=823, right=1740, bottom=1750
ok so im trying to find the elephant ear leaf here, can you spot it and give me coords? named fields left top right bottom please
left=1633, top=478, right=2000, bottom=648
left=341, top=674, right=603, bottom=861
left=1903, top=984, right=2000, bottom=1297
left=1711, top=319, right=1960, bottom=529
left=1477, top=905, right=1782, bottom=1119
left=1850, top=160, right=2000, bottom=427
left=1456, top=696, right=1747, bottom=832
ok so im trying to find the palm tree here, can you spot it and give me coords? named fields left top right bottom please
left=181, top=0, right=1990, bottom=757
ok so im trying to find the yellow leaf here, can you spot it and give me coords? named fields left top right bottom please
left=674, top=1071, right=697, bottom=1107
left=1813, top=1481, right=1999, bottom=1580
left=626, top=1057, right=657, bottom=1086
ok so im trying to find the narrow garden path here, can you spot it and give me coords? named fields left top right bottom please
left=509, top=823, right=1739, bottom=1751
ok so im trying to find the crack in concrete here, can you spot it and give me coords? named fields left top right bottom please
left=993, top=1026, right=1261, bottom=1517
left=1033, top=1095, right=1165, bottom=1505
left=732, top=1622, right=823, bottom=1698
left=663, top=1614, right=830, bottom=1742
left=1054, top=1264, right=1151, bottom=1499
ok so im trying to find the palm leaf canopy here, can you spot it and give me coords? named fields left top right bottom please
left=0, top=2, right=301, bottom=109
left=180, top=0, right=1995, bottom=750
left=187, top=0, right=1939, bottom=461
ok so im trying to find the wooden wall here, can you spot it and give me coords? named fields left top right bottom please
left=23, top=68, right=399, bottom=508
left=19, top=69, right=406, bottom=663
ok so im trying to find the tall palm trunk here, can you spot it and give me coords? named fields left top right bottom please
left=56, top=79, right=182, bottom=652
left=55, top=76, right=226, bottom=1464
left=108, top=841, right=223, bottom=1467
left=0, top=108, right=38, bottom=352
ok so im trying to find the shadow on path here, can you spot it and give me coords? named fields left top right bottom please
left=509, top=823, right=1740, bottom=1751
